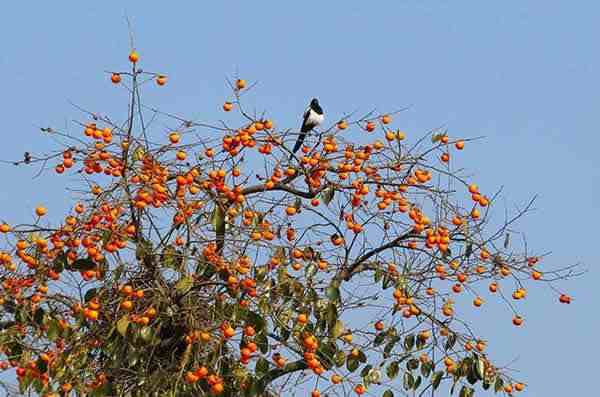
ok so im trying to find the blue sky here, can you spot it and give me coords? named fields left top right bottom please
left=0, top=1, right=598, bottom=396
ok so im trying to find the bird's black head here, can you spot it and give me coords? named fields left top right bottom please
left=309, top=98, right=322, bottom=113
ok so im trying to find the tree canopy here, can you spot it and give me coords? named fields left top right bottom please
left=0, top=49, right=578, bottom=397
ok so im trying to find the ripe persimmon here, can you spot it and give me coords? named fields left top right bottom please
left=128, top=51, right=139, bottom=63
left=156, top=75, right=167, bottom=86
left=223, top=102, right=234, bottom=112
left=176, top=150, right=187, bottom=161
left=168, top=132, right=180, bottom=144
left=515, top=383, right=525, bottom=392
left=111, top=73, right=121, bottom=84
left=559, top=294, right=571, bottom=304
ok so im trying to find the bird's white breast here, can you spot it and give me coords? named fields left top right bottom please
left=306, top=110, right=324, bottom=127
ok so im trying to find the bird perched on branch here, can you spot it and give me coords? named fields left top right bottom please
left=290, top=98, right=324, bottom=159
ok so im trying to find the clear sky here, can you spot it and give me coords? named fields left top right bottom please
left=0, top=1, right=598, bottom=396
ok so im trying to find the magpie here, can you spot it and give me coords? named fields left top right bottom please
left=290, top=98, right=324, bottom=159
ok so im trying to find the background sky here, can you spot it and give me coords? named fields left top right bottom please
left=0, top=1, right=598, bottom=396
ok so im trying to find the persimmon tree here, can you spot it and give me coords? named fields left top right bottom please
left=0, top=49, right=579, bottom=397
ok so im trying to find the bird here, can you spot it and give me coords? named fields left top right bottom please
left=290, top=98, right=324, bottom=159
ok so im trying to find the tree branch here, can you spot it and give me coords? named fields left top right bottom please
left=337, top=231, right=415, bottom=282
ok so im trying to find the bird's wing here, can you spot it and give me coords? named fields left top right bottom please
left=300, top=107, right=312, bottom=133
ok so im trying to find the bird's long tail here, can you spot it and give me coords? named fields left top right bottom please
left=290, top=132, right=306, bottom=160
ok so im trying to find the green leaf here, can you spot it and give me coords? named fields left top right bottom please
left=32, top=378, right=44, bottom=393
left=84, top=288, right=98, bottom=302
left=335, top=350, right=346, bottom=367
left=357, top=349, right=367, bottom=363
left=494, top=377, right=504, bottom=393
left=279, top=327, right=290, bottom=342
left=431, top=133, right=443, bottom=143
left=71, top=258, right=96, bottom=271
left=52, top=252, right=67, bottom=272
left=128, top=351, right=139, bottom=367
left=406, top=358, right=419, bottom=371
left=139, top=326, right=153, bottom=343
left=305, top=263, right=317, bottom=279
left=116, top=316, right=130, bottom=337
left=161, top=245, right=180, bottom=269
left=293, top=197, right=302, bottom=210
left=211, top=204, right=226, bottom=249
left=374, top=267, right=383, bottom=283
left=360, top=364, right=373, bottom=378
left=332, top=320, right=345, bottom=339
left=255, top=357, right=270, bottom=377
left=413, top=375, right=422, bottom=390
left=431, top=371, right=443, bottom=390
left=35, top=358, right=48, bottom=373
left=317, top=342, right=337, bottom=370
left=467, top=371, right=478, bottom=385
left=258, top=297, right=270, bottom=316
left=175, top=275, right=194, bottom=294
left=46, top=319, right=60, bottom=341
left=133, top=146, right=145, bottom=161
left=475, top=355, right=485, bottom=380
left=33, top=307, right=45, bottom=326
left=321, top=186, right=335, bottom=205
left=386, top=361, right=400, bottom=379
left=19, top=374, right=32, bottom=394
left=382, top=390, right=394, bottom=397
left=403, top=372, right=414, bottom=390
left=459, top=386, right=474, bottom=397
left=347, top=357, right=360, bottom=372
left=374, top=332, right=386, bottom=347
left=246, top=311, right=267, bottom=333
left=483, top=376, right=492, bottom=390
left=15, top=307, right=27, bottom=323
left=445, top=333, right=457, bottom=350
left=6, top=342, right=22, bottom=360
left=256, top=332, right=268, bottom=354
left=326, top=285, right=340, bottom=302
left=244, top=377, right=259, bottom=397
left=326, top=303, right=338, bottom=333
left=403, top=334, right=415, bottom=351
left=382, top=274, right=393, bottom=289
left=383, top=335, right=400, bottom=358
left=420, top=360, right=433, bottom=378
